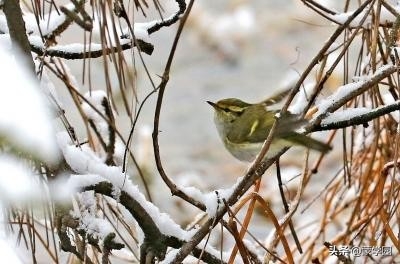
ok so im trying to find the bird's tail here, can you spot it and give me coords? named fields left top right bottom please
left=285, top=132, right=332, bottom=153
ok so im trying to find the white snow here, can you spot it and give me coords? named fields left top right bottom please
left=80, top=213, right=114, bottom=241
left=27, top=35, right=43, bottom=47
left=30, top=36, right=130, bottom=54
left=316, top=64, right=392, bottom=116
left=93, top=12, right=152, bottom=45
left=289, top=82, right=315, bottom=114
left=82, top=90, right=109, bottom=144
left=328, top=4, right=400, bottom=28
left=180, top=177, right=243, bottom=217
left=0, top=45, right=59, bottom=164
left=71, top=191, right=119, bottom=243
left=321, top=107, right=370, bottom=125
left=0, top=34, right=11, bottom=49
left=132, top=22, right=153, bottom=43
left=82, top=90, right=107, bottom=118
left=329, top=9, right=371, bottom=27
left=0, top=155, right=41, bottom=204
left=50, top=43, right=103, bottom=53
left=0, top=239, right=23, bottom=264
left=0, top=14, right=7, bottom=33
left=160, top=242, right=229, bottom=264
left=23, top=3, right=75, bottom=36
left=382, top=93, right=399, bottom=122
left=316, top=81, right=366, bottom=115
left=58, top=132, right=196, bottom=241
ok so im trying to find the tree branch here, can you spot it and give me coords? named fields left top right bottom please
left=312, top=65, right=398, bottom=125
left=31, top=38, right=154, bottom=58
left=152, top=0, right=207, bottom=211
left=314, top=101, right=400, bottom=131
left=3, top=0, right=35, bottom=72
left=81, top=181, right=226, bottom=264
left=147, top=0, right=186, bottom=34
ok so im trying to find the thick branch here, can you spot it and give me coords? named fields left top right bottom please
left=3, top=0, right=35, bottom=72
left=83, top=182, right=165, bottom=255
left=82, top=181, right=225, bottom=264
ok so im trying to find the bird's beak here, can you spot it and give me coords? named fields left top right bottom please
left=207, top=101, right=218, bottom=108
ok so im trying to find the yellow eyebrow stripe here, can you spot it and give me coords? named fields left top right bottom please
left=226, top=105, right=244, bottom=113
left=248, top=120, right=259, bottom=137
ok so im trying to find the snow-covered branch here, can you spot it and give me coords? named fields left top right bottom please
left=30, top=36, right=154, bottom=58
left=0, top=0, right=189, bottom=59
left=147, top=0, right=186, bottom=34
left=314, top=101, right=400, bottom=131
left=80, top=181, right=227, bottom=264
left=313, top=64, right=398, bottom=123
left=302, top=0, right=400, bottom=28
left=57, top=130, right=226, bottom=263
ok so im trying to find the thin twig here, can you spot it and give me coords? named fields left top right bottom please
left=151, top=0, right=206, bottom=210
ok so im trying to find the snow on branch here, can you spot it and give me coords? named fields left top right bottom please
left=79, top=180, right=227, bottom=264
left=327, top=3, right=400, bottom=28
left=303, top=0, right=400, bottom=28
left=29, top=33, right=154, bottom=59
left=0, top=3, right=77, bottom=39
left=146, top=0, right=186, bottom=34
left=57, top=132, right=226, bottom=263
left=58, top=132, right=190, bottom=239
left=179, top=177, right=242, bottom=217
left=299, top=64, right=400, bottom=132
left=313, top=64, right=397, bottom=122
left=314, top=101, right=400, bottom=131
left=0, top=0, right=188, bottom=59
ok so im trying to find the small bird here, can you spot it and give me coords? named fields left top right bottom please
left=207, top=96, right=331, bottom=162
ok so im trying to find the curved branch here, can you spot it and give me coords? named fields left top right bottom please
left=151, top=0, right=206, bottom=211
left=147, top=0, right=186, bottom=34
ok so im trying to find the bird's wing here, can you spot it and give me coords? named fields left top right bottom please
left=259, top=88, right=292, bottom=106
left=227, top=107, right=307, bottom=143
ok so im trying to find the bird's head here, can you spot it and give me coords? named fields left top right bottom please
left=207, top=98, right=251, bottom=123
